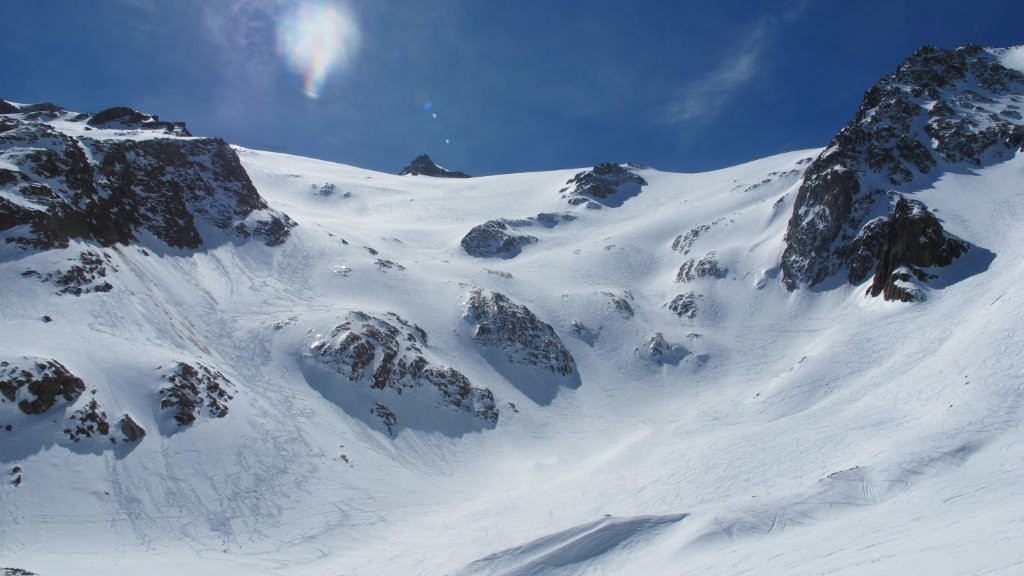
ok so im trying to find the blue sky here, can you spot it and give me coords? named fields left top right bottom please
left=3, top=0, right=1022, bottom=175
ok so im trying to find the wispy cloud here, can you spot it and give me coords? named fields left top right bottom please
left=662, top=2, right=807, bottom=126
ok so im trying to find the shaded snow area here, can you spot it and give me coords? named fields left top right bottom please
left=3, top=124, right=1024, bottom=572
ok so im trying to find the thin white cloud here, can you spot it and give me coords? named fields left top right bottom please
left=662, top=3, right=806, bottom=126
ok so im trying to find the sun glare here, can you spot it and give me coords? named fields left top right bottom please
left=277, top=1, right=360, bottom=99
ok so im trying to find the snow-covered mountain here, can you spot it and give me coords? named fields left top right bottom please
left=2, top=44, right=1024, bottom=575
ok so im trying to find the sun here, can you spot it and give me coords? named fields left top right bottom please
left=277, top=1, right=360, bottom=99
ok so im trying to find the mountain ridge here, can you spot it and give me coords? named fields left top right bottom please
left=2, top=43, right=1024, bottom=575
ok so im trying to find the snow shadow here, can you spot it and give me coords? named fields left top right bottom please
left=299, top=361, right=496, bottom=438
left=456, top=513, right=688, bottom=576
left=0, top=408, right=143, bottom=463
left=475, top=348, right=582, bottom=406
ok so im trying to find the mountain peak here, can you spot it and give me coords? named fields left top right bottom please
left=780, top=44, right=1024, bottom=296
left=399, top=154, right=470, bottom=178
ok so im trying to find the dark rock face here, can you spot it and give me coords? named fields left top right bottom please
left=0, top=357, right=86, bottom=414
left=463, top=289, right=578, bottom=391
left=666, top=292, right=702, bottom=319
left=399, top=154, right=470, bottom=178
left=88, top=106, right=191, bottom=136
left=0, top=103, right=294, bottom=252
left=159, top=362, right=235, bottom=427
left=461, top=220, right=538, bottom=258
left=119, top=413, right=147, bottom=442
left=0, top=99, right=19, bottom=114
left=65, top=398, right=111, bottom=442
left=559, top=162, right=647, bottom=208
left=461, top=213, right=574, bottom=258
left=671, top=224, right=712, bottom=255
left=64, top=400, right=147, bottom=444
left=309, top=311, right=498, bottom=434
left=641, top=333, right=688, bottom=366
left=781, top=45, right=1024, bottom=292
left=675, top=252, right=727, bottom=282
left=602, top=291, right=635, bottom=318
left=865, top=196, right=969, bottom=301
left=22, top=250, right=115, bottom=295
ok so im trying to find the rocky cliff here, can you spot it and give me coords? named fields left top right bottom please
left=780, top=45, right=1024, bottom=298
left=0, top=102, right=295, bottom=252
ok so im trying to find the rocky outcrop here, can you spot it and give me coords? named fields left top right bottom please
left=461, top=220, right=537, bottom=258
left=64, top=399, right=146, bottom=444
left=0, top=357, right=86, bottom=415
left=461, top=213, right=575, bottom=258
left=781, top=45, right=1023, bottom=292
left=87, top=106, right=191, bottom=135
left=675, top=252, right=727, bottom=282
left=399, top=154, right=470, bottom=178
left=463, top=290, right=579, bottom=403
left=159, top=362, right=235, bottom=427
left=863, top=196, right=969, bottom=301
left=22, top=250, right=115, bottom=295
left=119, top=413, right=147, bottom=441
left=308, top=311, right=498, bottom=434
left=671, top=224, right=712, bottom=255
left=0, top=103, right=294, bottom=252
left=640, top=333, right=688, bottom=366
left=559, top=162, right=647, bottom=208
left=666, top=292, right=702, bottom=319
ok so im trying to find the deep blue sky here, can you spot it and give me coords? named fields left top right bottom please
left=3, top=0, right=1022, bottom=175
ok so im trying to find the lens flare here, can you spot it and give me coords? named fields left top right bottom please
left=278, top=1, right=360, bottom=99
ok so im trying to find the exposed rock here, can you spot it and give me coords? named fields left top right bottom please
left=866, top=196, right=969, bottom=301
left=676, top=252, right=727, bottom=282
left=65, top=398, right=111, bottom=442
left=671, top=224, right=711, bottom=255
left=2, top=567, right=39, bottom=576
left=781, top=45, right=1023, bottom=291
left=666, top=292, right=702, bottom=319
left=371, top=402, right=398, bottom=436
left=0, top=357, right=86, bottom=414
left=534, top=212, right=576, bottom=228
left=88, top=106, right=191, bottom=136
left=399, top=154, right=470, bottom=178
left=0, top=100, right=18, bottom=114
left=571, top=320, right=599, bottom=346
left=27, top=250, right=115, bottom=295
left=308, top=311, right=498, bottom=433
left=0, top=103, right=294, bottom=251
left=602, top=290, right=634, bottom=318
left=159, top=362, right=235, bottom=427
left=640, top=333, right=689, bottom=366
left=375, top=258, right=407, bottom=271
left=462, top=220, right=538, bottom=258
left=463, top=290, right=579, bottom=403
left=461, top=213, right=574, bottom=258
left=119, top=413, right=147, bottom=442
left=560, top=162, right=647, bottom=208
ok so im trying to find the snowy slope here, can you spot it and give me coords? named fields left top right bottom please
left=1, top=144, right=1022, bottom=575
left=3, top=49, right=1024, bottom=575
